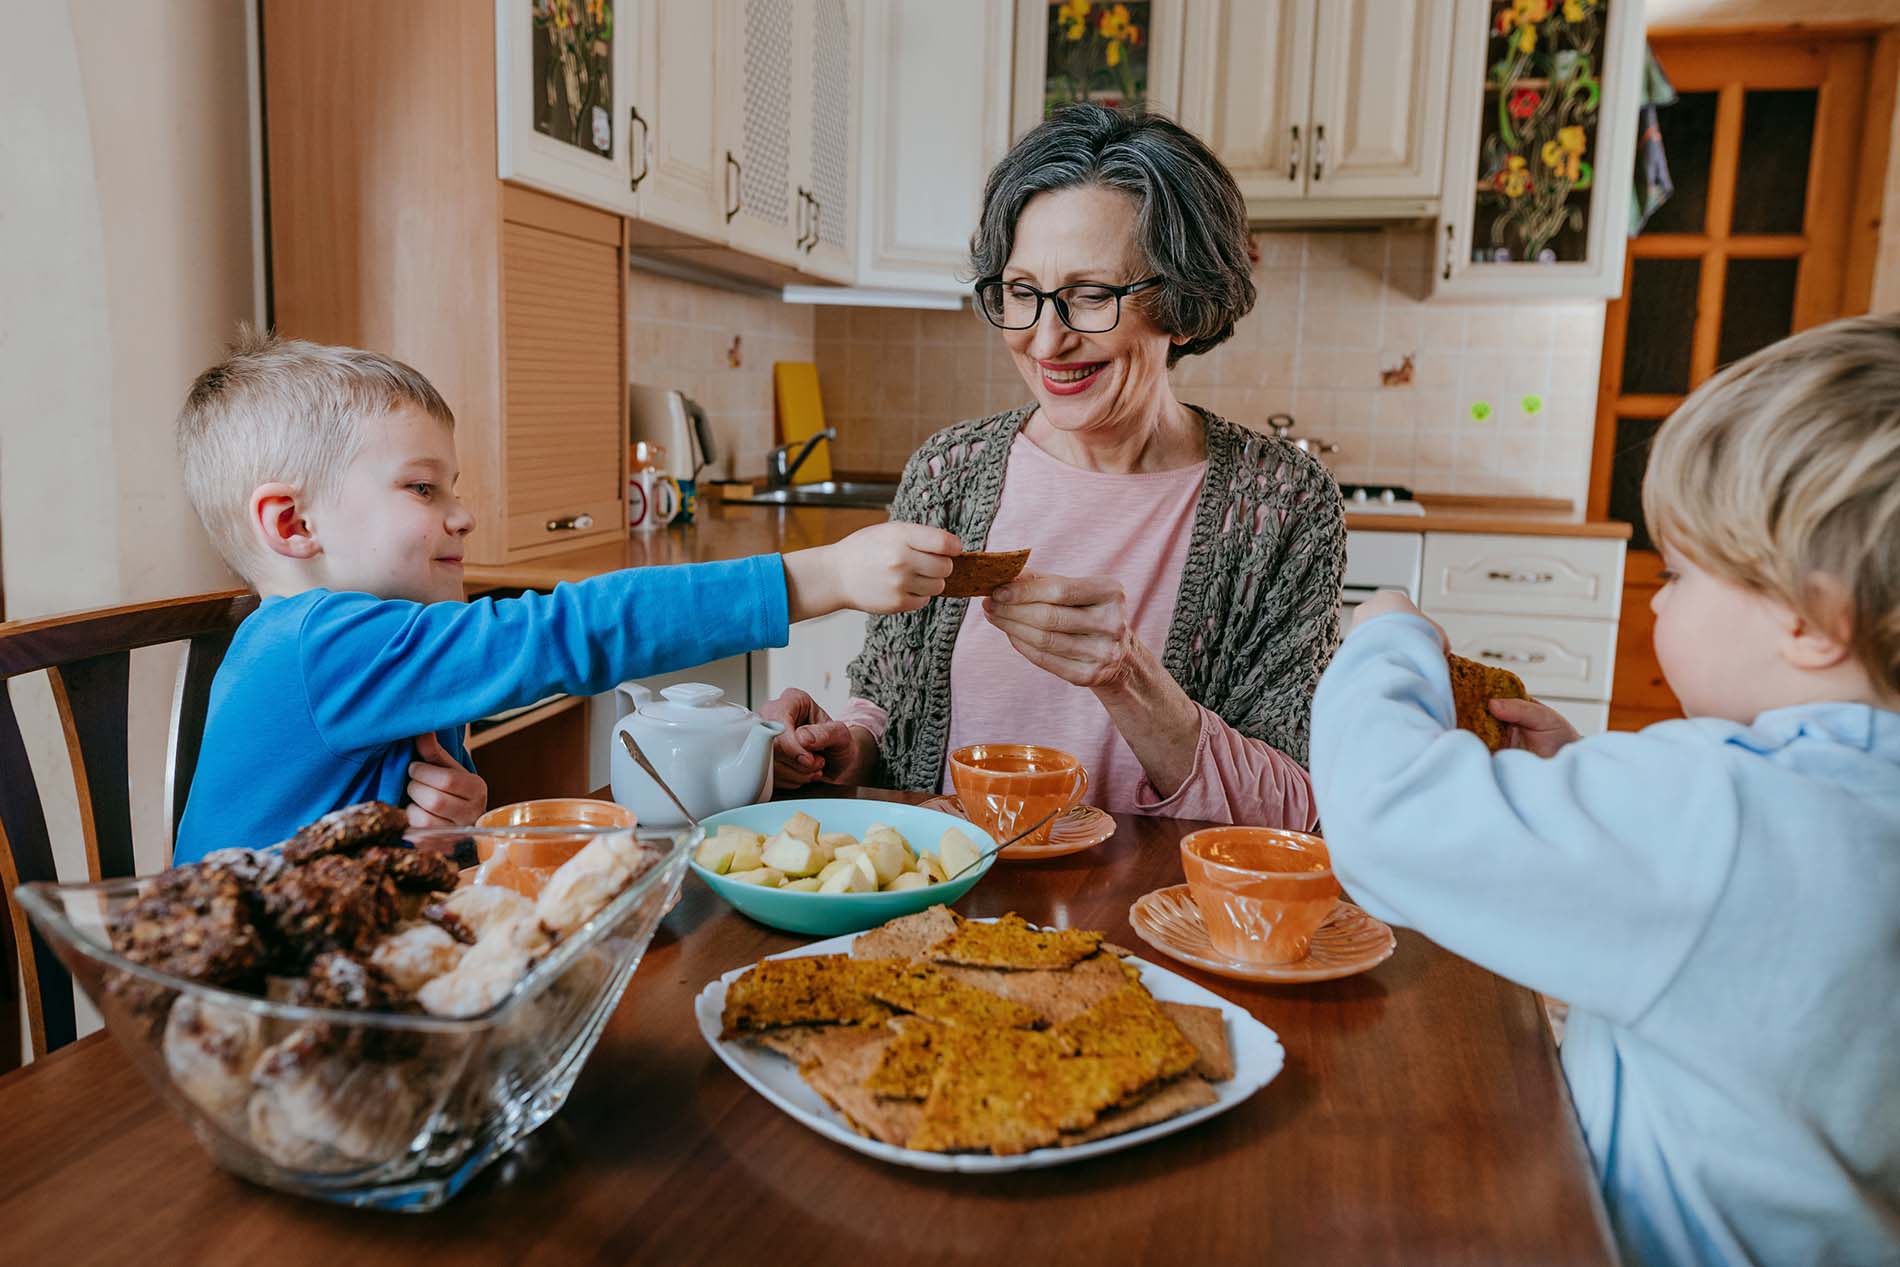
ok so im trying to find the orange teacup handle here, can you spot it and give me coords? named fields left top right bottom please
left=1067, top=765, right=1089, bottom=810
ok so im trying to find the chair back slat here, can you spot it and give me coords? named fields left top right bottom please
left=0, top=589, right=257, bottom=1066
left=170, top=628, right=238, bottom=843
left=0, top=683, right=76, bottom=1058
left=49, top=652, right=135, bottom=883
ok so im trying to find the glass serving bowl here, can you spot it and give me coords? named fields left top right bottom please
left=13, top=823, right=696, bottom=1212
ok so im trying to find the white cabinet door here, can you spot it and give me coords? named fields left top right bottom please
left=853, top=0, right=1013, bottom=292
left=1434, top=0, right=1646, bottom=298
left=1178, top=0, right=1316, bottom=204
left=791, top=0, right=860, bottom=282
left=1010, top=0, right=1186, bottom=141
left=496, top=0, right=642, bottom=214
left=751, top=609, right=870, bottom=718
left=635, top=0, right=727, bottom=239
left=720, top=0, right=804, bottom=265
left=1307, top=0, right=1452, bottom=199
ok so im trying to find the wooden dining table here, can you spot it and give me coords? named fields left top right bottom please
left=0, top=789, right=1617, bottom=1265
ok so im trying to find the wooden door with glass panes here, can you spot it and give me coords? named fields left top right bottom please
left=1588, top=31, right=1878, bottom=731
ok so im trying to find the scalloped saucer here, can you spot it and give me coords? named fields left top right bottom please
left=917, top=795, right=1115, bottom=860
left=1128, top=885, right=1396, bottom=984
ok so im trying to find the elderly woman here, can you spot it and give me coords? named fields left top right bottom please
left=765, top=105, right=1344, bottom=826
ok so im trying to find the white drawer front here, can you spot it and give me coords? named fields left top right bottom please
left=1422, top=533, right=1625, bottom=620
left=1435, top=612, right=1618, bottom=703
left=1543, top=697, right=1611, bottom=737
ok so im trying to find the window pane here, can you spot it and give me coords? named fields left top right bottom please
left=1609, top=417, right=1663, bottom=551
left=1731, top=89, right=1816, bottom=234
left=1640, top=90, right=1718, bottom=235
left=1717, top=257, right=1799, bottom=368
left=1621, top=258, right=1701, bottom=395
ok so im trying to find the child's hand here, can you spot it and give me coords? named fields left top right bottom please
left=405, top=732, right=489, bottom=828
left=1488, top=697, right=1583, bottom=758
left=783, top=523, right=961, bottom=620
left=759, top=688, right=875, bottom=789
left=1350, top=589, right=1447, bottom=646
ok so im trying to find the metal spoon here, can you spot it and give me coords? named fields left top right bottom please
left=617, top=728, right=700, bottom=830
left=943, top=807, right=1061, bottom=882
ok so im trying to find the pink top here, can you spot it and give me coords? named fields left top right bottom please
left=839, top=431, right=1316, bottom=828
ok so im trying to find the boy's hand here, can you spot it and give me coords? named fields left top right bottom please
left=405, top=732, right=489, bottom=828
left=1349, top=590, right=1449, bottom=647
left=1488, top=697, right=1583, bottom=758
left=758, top=688, right=875, bottom=789
left=783, top=523, right=960, bottom=620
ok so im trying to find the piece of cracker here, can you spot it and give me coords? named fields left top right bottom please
left=1059, top=1076, right=1219, bottom=1145
left=863, top=1017, right=949, bottom=1099
left=1447, top=653, right=1528, bottom=752
left=867, top=963, right=1044, bottom=1030
left=906, top=1029, right=1154, bottom=1155
left=791, top=1025, right=922, bottom=1146
left=925, top=912, right=1103, bottom=971
left=1156, top=1002, right=1235, bottom=1082
left=933, top=952, right=1134, bottom=1025
left=940, top=548, right=1031, bottom=599
left=850, top=905, right=960, bottom=962
left=718, top=955, right=899, bottom=1038
left=1056, top=987, right=1201, bottom=1086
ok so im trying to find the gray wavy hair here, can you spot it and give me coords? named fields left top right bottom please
left=967, top=105, right=1255, bottom=367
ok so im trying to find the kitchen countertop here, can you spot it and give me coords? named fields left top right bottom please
left=466, top=494, right=1627, bottom=593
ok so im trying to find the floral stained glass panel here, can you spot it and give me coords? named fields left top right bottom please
left=1044, top=1, right=1153, bottom=117
left=532, top=0, right=615, bottom=157
left=1471, top=0, right=1608, bottom=265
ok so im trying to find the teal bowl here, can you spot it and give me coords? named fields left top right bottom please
left=690, top=799, right=999, bottom=937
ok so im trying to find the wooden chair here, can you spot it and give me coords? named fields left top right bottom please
left=0, top=589, right=257, bottom=1067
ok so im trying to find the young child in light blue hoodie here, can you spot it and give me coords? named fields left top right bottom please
left=1311, top=314, right=1900, bottom=1266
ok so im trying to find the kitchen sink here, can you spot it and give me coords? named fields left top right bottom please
left=725, top=480, right=901, bottom=509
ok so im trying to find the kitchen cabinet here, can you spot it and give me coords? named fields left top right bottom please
left=495, top=0, right=644, bottom=216
left=631, top=0, right=728, bottom=240
left=1418, top=531, right=1626, bottom=735
left=789, top=0, right=861, bottom=282
left=721, top=0, right=804, bottom=265
left=751, top=609, right=869, bottom=719
left=1434, top=0, right=1646, bottom=299
left=851, top=0, right=1014, bottom=294
left=1179, top=0, right=1453, bottom=215
left=1011, top=0, right=1186, bottom=140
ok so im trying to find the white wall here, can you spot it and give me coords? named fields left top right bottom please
left=1, top=0, right=254, bottom=1058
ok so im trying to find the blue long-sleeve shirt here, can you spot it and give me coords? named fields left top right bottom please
left=1312, top=613, right=1900, bottom=1267
left=175, top=556, right=790, bottom=862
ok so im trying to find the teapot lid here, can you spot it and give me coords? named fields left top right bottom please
left=636, top=682, right=755, bottom=729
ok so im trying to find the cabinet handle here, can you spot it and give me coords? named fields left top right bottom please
left=805, top=194, right=821, bottom=252
left=1477, top=648, right=1548, bottom=665
left=724, top=150, right=742, bottom=222
left=1288, top=124, right=1300, bottom=181
left=794, top=185, right=810, bottom=248
left=546, top=513, right=596, bottom=533
left=1311, top=123, right=1326, bottom=181
left=1442, top=224, right=1455, bottom=280
left=628, top=105, right=649, bottom=191
left=1484, top=569, right=1555, bottom=584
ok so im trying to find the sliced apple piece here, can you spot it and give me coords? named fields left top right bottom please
left=849, top=852, right=881, bottom=890
left=863, top=833, right=912, bottom=886
left=937, top=828, right=981, bottom=877
left=761, top=832, right=834, bottom=878
left=727, top=833, right=765, bottom=875
left=726, top=866, right=786, bottom=888
left=694, top=833, right=739, bottom=874
left=819, top=862, right=876, bottom=894
left=818, top=831, right=857, bottom=851
left=781, top=877, right=823, bottom=893
left=815, top=858, right=856, bottom=884
left=781, top=811, right=820, bottom=846
left=916, top=854, right=948, bottom=884
left=883, top=871, right=930, bottom=892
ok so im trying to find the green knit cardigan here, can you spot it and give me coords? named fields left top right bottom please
left=846, top=405, right=1347, bottom=793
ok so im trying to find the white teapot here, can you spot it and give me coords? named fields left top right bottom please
left=610, top=682, right=783, bottom=827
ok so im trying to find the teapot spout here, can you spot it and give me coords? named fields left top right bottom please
left=719, top=718, right=785, bottom=804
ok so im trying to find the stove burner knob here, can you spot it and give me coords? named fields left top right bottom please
left=1350, top=487, right=1369, bottom=503
left=1379, top=488, right=1398, bottom=504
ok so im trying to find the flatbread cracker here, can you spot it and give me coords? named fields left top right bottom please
left=867, top=963, right=1044, bottom=1030
left=863, top=1018, right=949, bottom=1099
left=1059, top=1076, right=1219, bottom=1145
left=925, top=912, right=1103, bottom=971
left=718, top=955, right=899, bottom=1038
left=1447, top=653, right=1527, bottom=752
left=790, top=1026, right=922, bottom=1146
left=906, top=1028, right=1152, bottom=1155
left=850, top=905, right=960, bottom=962
left=940, top=548, right=1031, bottom=599
left=1156, top=1002, right=1235, bottom=1082
left=934, top=952, right=1135, bottom=1025
left=1056, top=987, right=1201, bottom=1086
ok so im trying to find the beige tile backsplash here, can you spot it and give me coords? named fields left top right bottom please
left=631, top=225, right=1604, bottom=505
left=813, top=226, right=1605, bottom=504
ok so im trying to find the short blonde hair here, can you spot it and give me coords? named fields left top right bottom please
left=1643, top=313, right=1900, bottom=693
left=177, top=327, right=453, bottom=582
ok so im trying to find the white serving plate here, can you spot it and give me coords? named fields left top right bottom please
left=693, top=921, right=1286, bottom=1173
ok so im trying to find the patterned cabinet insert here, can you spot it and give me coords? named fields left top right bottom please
left=1434, top=0, right=1645, bottom=298
left=720, top=0, right=803, bottom=264
left=791, top=0, right=860, bottom=282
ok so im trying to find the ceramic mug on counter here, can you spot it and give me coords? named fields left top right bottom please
left=629, top=467, right=682, bottom=532
left=948, top=743, right=1089, bottom=849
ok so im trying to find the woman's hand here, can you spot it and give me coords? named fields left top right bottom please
left=1489, top=697, right=1583, bottom=758
left=757, top=688, right=877, bottom=789
left=981, top=572, right=1141, bottom=689
left=405, top=732, right=489, bottom=828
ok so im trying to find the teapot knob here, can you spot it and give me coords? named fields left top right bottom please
left=661, top=682, right=725, bottom=708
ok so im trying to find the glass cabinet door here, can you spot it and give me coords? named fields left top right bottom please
left=1011, top=0, right=1186, bottom=138
left=1435, top=0, right=1645, bottom=298
left=497, top=0, right=643, bottom=216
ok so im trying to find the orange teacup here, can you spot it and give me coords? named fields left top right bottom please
left=1180, top=827, right=1341, bottom=965
left=948, top=744, right=1089, bottom=849
left=471, top=798, right=638, bottom=898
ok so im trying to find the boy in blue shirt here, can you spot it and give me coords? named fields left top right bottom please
left=1312, top=314, right=1900, bottom=1265
left=172, top=330, right=959, bottom=861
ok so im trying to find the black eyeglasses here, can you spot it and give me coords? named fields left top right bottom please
left=973, top=276, right=1163, bottom=333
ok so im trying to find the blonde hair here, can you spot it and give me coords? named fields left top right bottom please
left=1643, top=313, right=1900, bottom=693
left=176, top=327, right=454, bottom=582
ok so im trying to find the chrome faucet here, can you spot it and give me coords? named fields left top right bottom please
left=765, top=427, right=836, bottom=488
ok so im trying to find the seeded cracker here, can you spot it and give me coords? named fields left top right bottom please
left=1447, top=653, right=1528, bottom=752
left=1055, top=986, right=1202, bottom=1085
left=864, top=1018, right=949, bottom=1099
left=925, top=912, right=1102, bottom=971
left=906, top=1028, right=1154, bottom=1155
left=849, top=904, right=960, bottom=962
left=719, top=956, right=899, bottom=1039
left=866, top=963, right=1043, bottom=1030
left=791, top=1026, right=922, bottom=1146
left=1157, top=1002, right=1236, bottom=1082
